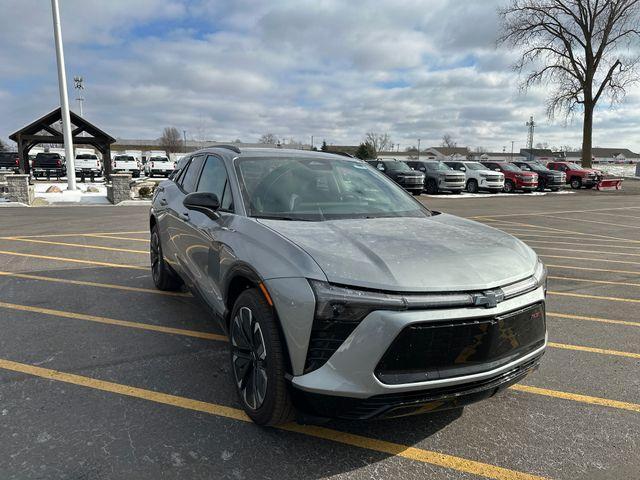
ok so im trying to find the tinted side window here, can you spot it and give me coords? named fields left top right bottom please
left=180, top=155, right=205, bottom=193
left=197, top=155, right=233, bottom=211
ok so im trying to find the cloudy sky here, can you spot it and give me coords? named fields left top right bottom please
left=1, top=0, right=639, bottom=152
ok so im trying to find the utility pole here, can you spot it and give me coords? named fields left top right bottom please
left=183, top=130, right=187, bottom=153
left=417, top=139, right=421, bottom=160
left=51, top=0, right=76, bottom=190
left=511, top=140, right=515, bottom=160
left=73, top=76, right=84, bottom=117
left=311, top=135, right=314, bottom=150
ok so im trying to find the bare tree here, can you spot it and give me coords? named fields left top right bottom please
left=259, top=133, right=278, bottom=144
left=499, top=0, right=640, bottom=168
left=441, top=134, right=457, bottom=148
left=0, top=139, right=8, bottom=152
left=364, top=132, right=392, bottom=155
left=159, top=127, right=183, bottom=153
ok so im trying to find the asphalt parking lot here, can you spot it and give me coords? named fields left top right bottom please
left=0, top=189, right=638, bottom=479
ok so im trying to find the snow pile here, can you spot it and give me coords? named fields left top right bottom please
left=598, top=164, right=637, bottom=178
left=34, top=182, right=109, bottom=204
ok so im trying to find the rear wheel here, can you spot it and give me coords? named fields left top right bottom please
left=150, top=225, right=182, bottom=291
left=466, top=179, right=478, bottom=193
left=537, top=179, right=546, bottom=192
left=503, top=180, right=515, bottom=193
left=570, top=177, right=582, bottom=189
left=230, top=289, right=294, bottom=425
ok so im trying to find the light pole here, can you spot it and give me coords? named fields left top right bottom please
left=51, top=0, right=76, bottom=190
left=183, top=130, right=187, bottom=153
left=417, top=138, right=421, bottom=160
left=511, top=141, right=515, bottom=161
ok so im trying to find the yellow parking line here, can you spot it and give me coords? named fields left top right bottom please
left=0, top=358, right=546, bottom=480
left=588, top=211, right=640, bottom=220
left=506, top=232, right=640, bottom=244
left=470, top=206, right=640, bottom=219
left=547, top=342, right=640, bottom=360
left=86, top=234, right=149, bottom=243
left=2, top=237, right=147, bottom=254
left=546, top=264, right=640, bottom=276
left=540, top=254, right=640, bottom=267
left=0, top=250, right=147, bottom=270
left=534, top=246, right=640, bottom=258
left=525, top=240, right=640, bottom=250
left=480, top=219, right=640, bottom=244
left=510, top=384, right=640, bottom=413
left=0, top=271, right=189, bottom=297
left=547, top=312, right=639, bottom=328
left=549, top=291, right=640, bottom=304
left=0, top=301, right=224, bottom=341
left=0, top=231, right=148, bottom=239
left=549, top=275, right=640, bottom=289
left=546, top=215, right=640, bottom=230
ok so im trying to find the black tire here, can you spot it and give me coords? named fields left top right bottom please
left=425, top=179, right=438, bottom=195
left=570, top=177, right=582, bottom=189
left=229, top=288, right=295, bottom=426
left=537, top=180, right=546, bottom=192
left=150, top=225, right=182, bottom=291
left=550, top=187, right=559, bottom=192
left=503, top=179, right=515, bottom=193
left=466, top=179, right=478, bottom=193
left=411, top=190, right=422, bottom=196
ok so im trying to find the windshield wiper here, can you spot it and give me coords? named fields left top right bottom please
left=253, top=214, right=314, bottom=221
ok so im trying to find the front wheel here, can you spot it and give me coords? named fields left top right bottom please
left=230, top=289, right=295, bottom=425
left=425, top=179, right=438, bottom=195
left=466, top=179, right=478, bottom=193
left=503, top=180, right=515, bottom=193
left=570, top=177, right=582, bottom=189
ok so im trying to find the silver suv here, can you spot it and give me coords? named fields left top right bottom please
left=150, top=147, right=547, bottom=425
left=405, top=160, right=466, bottom=194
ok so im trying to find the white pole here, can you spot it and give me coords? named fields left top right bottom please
left=51, top=0, right=76, bottom=190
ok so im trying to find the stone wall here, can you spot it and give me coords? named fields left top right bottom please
left=5, top=175, right=34, bottom=205
left=106, top=173, right=133, bottom=204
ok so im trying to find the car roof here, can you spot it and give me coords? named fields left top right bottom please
left=187, top=146, right=364, bottom=163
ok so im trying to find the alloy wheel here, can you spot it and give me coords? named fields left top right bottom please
left=231, top=306, right=268, bottom=410
left=150, top=231, right=161, bottom=283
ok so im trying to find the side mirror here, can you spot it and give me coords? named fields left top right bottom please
left=494, top=168, right=500, bottom=172
left=377, top=165, right=385, bottom=171
left=183, top=192, right=220, bottom=218
left=460, top=167, right=466, bottom=172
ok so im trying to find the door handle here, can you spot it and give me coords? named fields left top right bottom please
left=178, top=211, right=190, bottom=221
left=159, top=198, right=167, bottom=206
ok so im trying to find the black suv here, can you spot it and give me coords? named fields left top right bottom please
left=512, top=161, right=565, bottom=191
left=0, top=152, right=20, bottom=173
left=366, top=159, right=425, bottom=195
left=33, top=153, right=66, bottom=179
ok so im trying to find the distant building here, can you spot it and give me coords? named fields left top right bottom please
left=111, top=139, right=309, bottom=153
left=471, top=152, right=524, bottom=162
left=555, top=148, right=640, bottom=164
left=422, top=147, right=471, bottom=160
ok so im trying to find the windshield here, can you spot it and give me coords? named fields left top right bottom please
left=500, top=163, right=522, bottom=172
left=424, top=161, right=451, bottom=171
left=564, top=162, right=584, bottom=169
left=384, top=161, right=412, bottom=172
left=524, top=163, right=548, bottom=172
left=235, top=156, right=430, bottom=221
left=464, top=162, right=487, bottom=171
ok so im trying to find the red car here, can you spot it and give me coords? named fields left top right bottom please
left=546, top=161, right=602, bottom=189
left=481, top=161, right=538, bottom=193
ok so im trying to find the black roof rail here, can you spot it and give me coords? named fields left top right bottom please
left=332, top=151, right=355, bottom=158
left=207, top=144, right=241, bottom=154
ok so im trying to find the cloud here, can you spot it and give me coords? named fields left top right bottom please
left=0, top=0, right=639, bottom=153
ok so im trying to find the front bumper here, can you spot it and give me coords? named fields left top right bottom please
left=291, top=287, right=546, bottom=403
left=438, top=179, right=465, bottom=191
left=479, top=179, right=504, bottom=190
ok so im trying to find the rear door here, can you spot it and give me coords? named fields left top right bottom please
left=166, top=155, right=205, bottom=284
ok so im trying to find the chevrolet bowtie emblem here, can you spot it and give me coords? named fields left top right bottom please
left=473, top=290, right=505, bottom=308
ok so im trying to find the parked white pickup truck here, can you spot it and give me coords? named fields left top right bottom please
left=144, top=156, right=175, bottom=177
left=74, top=153, right=102, bottom=179
left=112, top=155, right=141, bottom=178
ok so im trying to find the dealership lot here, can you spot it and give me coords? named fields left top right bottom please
left=0, top=192, right=638, bottom=479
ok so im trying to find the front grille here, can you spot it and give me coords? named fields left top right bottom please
left=486, top=176, right=502, bottom=182
left=304, top=319, right=360, bottom=373
left=375, top=303, right=546, bottom=385
left=403, top=176, right=423, bottom=184
left=445, top=176, right=465, bottom=182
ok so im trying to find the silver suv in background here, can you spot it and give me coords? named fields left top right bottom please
left=444, top=160, right=505, bottom=193
left=405, top=160, right=465, bottom=194
left=150, top=147, right=547, bottom=425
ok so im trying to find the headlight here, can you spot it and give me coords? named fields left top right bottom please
left=479, top=173, right=489, bottom=178
left=500, top=259, right=547, bottom=299
left=309, top=280, right=475, bottom=323
left=534, top=258, right=548, bottom=294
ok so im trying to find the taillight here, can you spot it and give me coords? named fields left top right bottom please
left=14, top=158, right=19, bottom=165
left=57, top=159, right=61, bottom=166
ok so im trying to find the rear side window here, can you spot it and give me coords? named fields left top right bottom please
left=180, top=155, right=205, bottom=193
left=197, top=155, right=233, bottom=211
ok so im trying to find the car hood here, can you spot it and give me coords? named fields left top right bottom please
left=257, top=214, right=538, bottom=292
